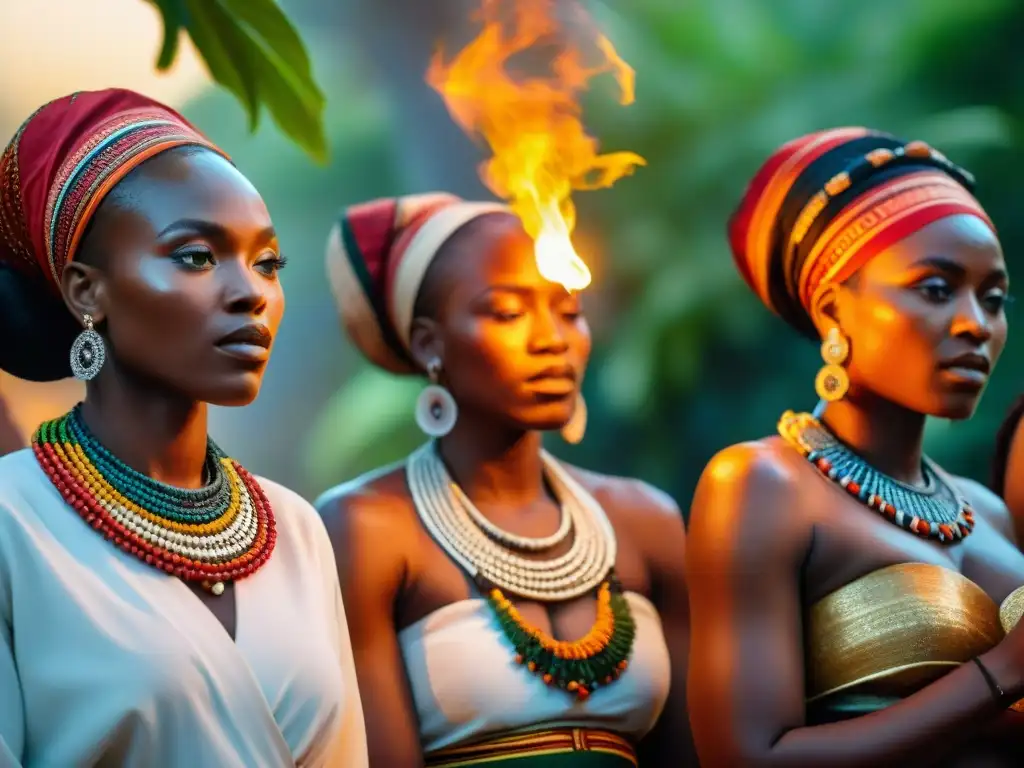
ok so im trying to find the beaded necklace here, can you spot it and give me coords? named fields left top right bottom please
left=32, top=406, right=276, bottom=594
left=778, top=410, right=974, bottom=543
left=407, top=443, right=635, bottom=699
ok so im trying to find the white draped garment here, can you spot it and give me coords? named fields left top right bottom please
left=0, top=449, right=367, bottom=768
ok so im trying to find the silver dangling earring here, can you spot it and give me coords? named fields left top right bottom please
left=561, top=394, right=588, bottom=445
left=69, top=314, right=106, bottom=381
left=415, top=358, right=458, bottom=437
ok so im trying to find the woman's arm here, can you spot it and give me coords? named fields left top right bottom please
left=686, top=442, right=1021, bottom=768
left=609, top=480, right=697, bottom=766
left=319, top=488, right=425, bottom=767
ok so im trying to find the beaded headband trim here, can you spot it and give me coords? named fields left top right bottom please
left=800, top=170, right=992, bottom=309
left=787, top=140, right=975, bottom=252
left=731, top=128, right=994, bottom=325
left=742, top=127, right=870, bottom=306
left=41, top=108, right=227, bottom=286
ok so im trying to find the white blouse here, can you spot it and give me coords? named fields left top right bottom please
left=0, top=449, right=367, bottom=767
left=398, top=591, right=671, bottom=753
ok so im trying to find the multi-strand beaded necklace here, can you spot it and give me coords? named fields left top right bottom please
left=778, top=410, right=974, bottom=543
left=32, top=406, right=276, bottom=594
left=407, top=443, right=635, bottom=700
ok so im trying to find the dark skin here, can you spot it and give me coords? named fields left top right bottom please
left=1001, top=419, right=1024, bottom=545
left=687, top=213, right=1024, bottom=768
left=0, top=394, right=21, bottom=455
left=59, top=147, right=286, bottom=640
left=318, top=214, right=696, bottom=767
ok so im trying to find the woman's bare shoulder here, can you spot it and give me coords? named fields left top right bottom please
left=315, top=461, right=420, bottom=547
left=689, top=437, right=815, bottom=566
left=566, top=464, right=682, bottom=523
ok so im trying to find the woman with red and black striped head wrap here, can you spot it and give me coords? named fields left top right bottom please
left=687, top=128, right=1024, bottom=767
left=0, top=89, right=367, bottom=767
left=316, top=194, right=695, bottom=766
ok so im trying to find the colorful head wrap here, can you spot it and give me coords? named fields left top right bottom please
left=325, top=193, right=510, bottom=373
left=0, top=88, right=228, bottom=295
left=728, top=127, right=995, bottom=337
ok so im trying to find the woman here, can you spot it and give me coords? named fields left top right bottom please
left=317, top=193, right=694, bottom=766
left=992, top=398, right=1024, bottom=543
left=687, top=127, right=1024, bottom=767
left=0, top=89, right=367, bottom=766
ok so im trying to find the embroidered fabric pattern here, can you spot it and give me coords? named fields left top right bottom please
left=44, top=110, right=221, bottom=278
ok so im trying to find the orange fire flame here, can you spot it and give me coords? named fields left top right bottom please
left=427, top=0, right=645, bottom=292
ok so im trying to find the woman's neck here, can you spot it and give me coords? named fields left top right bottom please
left=80, top=368, right=209, bottom=489
left=818, top=390, right=928, bottom=486
left=437, top=418, right=546, bottom=505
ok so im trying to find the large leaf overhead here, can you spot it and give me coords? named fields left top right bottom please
left=148, top=0, right=327, bottom=162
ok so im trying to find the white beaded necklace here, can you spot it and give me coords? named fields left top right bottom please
left=451, top=481, right=573, bottom=551
left=406, top=442, right=617, bottom=601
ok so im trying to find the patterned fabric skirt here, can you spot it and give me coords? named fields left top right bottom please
left=425, top=728, right=637, bottom=767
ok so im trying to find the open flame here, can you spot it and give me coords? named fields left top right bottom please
left=427, top=0, right=645, bottom=292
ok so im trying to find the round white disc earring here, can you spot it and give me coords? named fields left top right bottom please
left=69, top=314, right=106, bottom=381
left=415, top=359, right=458, bottom=437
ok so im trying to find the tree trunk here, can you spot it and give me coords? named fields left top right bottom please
left=291, top=0, right=591, bottom=198
left=301, top=0, right=493, bottom=196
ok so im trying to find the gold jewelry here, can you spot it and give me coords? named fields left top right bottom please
left=999, top=585, right=1024, bottom=710
left=815, top=326, right=850, bottom=401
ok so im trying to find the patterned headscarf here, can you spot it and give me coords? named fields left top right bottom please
left=728, top=127, right=995, bottom=337
left=325, top=193, right=509, bottom=373
left=0, top=88, right=228, bottom=294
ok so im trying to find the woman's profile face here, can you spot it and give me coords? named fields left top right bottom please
left=63, top=148, right=286, bottom=406
left=833, top=213, right=1008, bottom=420
left=415, top=214, right=592, bottom=432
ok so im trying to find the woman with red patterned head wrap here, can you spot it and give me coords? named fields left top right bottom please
left=0, top=90, right=367, bottom=766
left=315, top=194, right=696, bottom=766
left=687, top=128, right=1024, bottom=766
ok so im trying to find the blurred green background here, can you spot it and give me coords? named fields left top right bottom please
left=8, top=0, right=1024, bottom=514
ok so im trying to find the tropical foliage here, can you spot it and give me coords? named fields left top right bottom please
left=148, top=0, right=327, bottom=161
left=154, top=0, right=1024, bottom=509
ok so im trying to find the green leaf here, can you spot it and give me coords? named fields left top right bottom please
left=221, top=0, right=316, bottom=82
left=247, top=55, right=328, bottom=163
left=182, top=0, right=260, bottom=129
left=150, top=0, right=184, bottom=70
left=220, top=0, right=327, bottom=162
left=148, top=0, right=327, bottom=162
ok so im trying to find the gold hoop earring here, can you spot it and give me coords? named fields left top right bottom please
left=815, top=327, right=850, bottom=402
